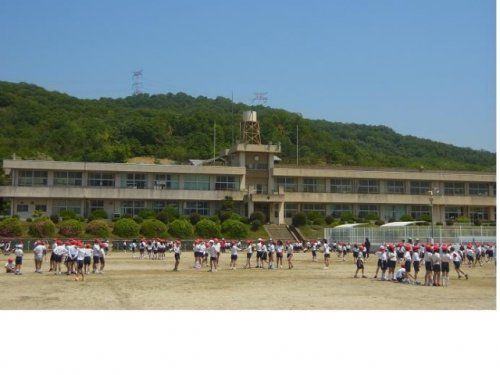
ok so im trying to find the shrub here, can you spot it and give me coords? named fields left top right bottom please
left=375, top=219, right=385, bottom=226
left=445, top=220, right=455, bottom=226
left=50, top=214, right=60, bottom=224
left=325, top=215, right=334, bottom=225
left=86, top=219, right=111, bottom=237
left=221, top=219, right=248, bottom=239
left=218, top=211, right=232, bottom=223
left=26, top=218, right=32, bottom=223
left=59, top=209, right=77, bottom=220
left=89, top=209, right=108, bottom=220
left=113, top=218, right=140, bottom=237
left=307, top=212, right=325, bottom=226
left=195, top=219, right=221, bottom=238
left=249, top=211, right=266, bottom=224
left=140, top=219, right=168, bottom=237
left=0, top=218, right=24, bottom=237
left=189, top=212, right=201, bottom=225
left=208, top=215, right=221, bottom=224
left=133, top=216, right=143, bottom=224
left=156, top=206, right=179, bottom=224
left=456, top=216, right=470, bottom=224
left=250, top=219, right=261, bottom=231
left=59, top=219, right=84, bottom=237
left=436, top=222, right=444, bottom=226
left=239, top=216, right=250, bottom=224
left=340, top=211, right=355, bottom=222
left=292, top=212, right=307, bottom=227
left=365, top=213, right=379, bottom=221
left=168, top=219, right=194, bottom=238
left=138, top=209, right=156, bottom=220
left=399, top=214, right=413, bottom=221
left=28, top=217, right=56, bottom=237
left=420, top=213, right=432, bottom=222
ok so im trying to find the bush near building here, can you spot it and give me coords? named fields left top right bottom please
left=156, top=207, right=179, bottom=224
left=140, top=219, right=168, bottom=237
left=221, top=219, right=248, bottom=239
left=113, top=218, right=140, bottom=237
left=89, top=209, right=108, bottom=220
left=292, top=212, right=307, bottom=227
left=168, top=219, right=194, bottom=239
left=195, top=218, right=221, bottom=238
left=28, top=217, right=56, bottom=237
left=249, top=211, right=266, bottom=224
left=59, top=219, right=84, bottom=237
left=85, top=219, right=111, bottom=238
left=0, top=217, right=24, bottom=237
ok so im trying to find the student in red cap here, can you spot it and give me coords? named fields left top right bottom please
left=412, top=245, right=421, bottom=281
left=451, top=246, right=468, bottom=279
left=373, top=245, right=383, bottom=278
left=243, top=240, right=253, bottom=269
left=4, top=258, right=15, bottom=273
left=387, top=244, right=397, bottom=281
left=208, top=240, right=218, bottom=272
left=354, top=251, right=366, bottom=278
left=172, top=240, right=181, bottom=271
left=431, top=245, right=441, bottom=286
left=229, top=241, right=239, bottom=270
left=440, top=245, right=451, bottom=287
left=423, top=244, right=433, bottom=286
left=379, top=246, right=388, bottom=281
left=275, top=240, right=284, bottom=269
left=286, top=240, right=294, bottom=269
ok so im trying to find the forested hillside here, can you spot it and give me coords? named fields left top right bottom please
left=0, top=81, right=495, bottom=171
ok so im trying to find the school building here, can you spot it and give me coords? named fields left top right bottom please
left=0, top=111, right=496, bottom=225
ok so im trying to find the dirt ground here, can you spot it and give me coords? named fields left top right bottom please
left=0, top=251, right=496, bottom=309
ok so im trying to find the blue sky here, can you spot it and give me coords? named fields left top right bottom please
left=0, top=0, right=495, bottom=151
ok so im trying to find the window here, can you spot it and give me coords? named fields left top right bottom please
left=122, top=173, right=146, bottom=189
left=18, top=170, right=48, bottom=186
left=358, top=180, right=379, bottom=194
left=410, top=181, right=431, bottom=195
left=16, top=204, right=28, bottom=213
left=275, top=177, right=297, bottom=192
left=121, top=201, right=145, bottom=216
left=215, top=176, right=238, bottom=191
left=184, top=201, right=209, bottom=216
left=183, top=175, right=210, bottom=190
left=409, top=205, right=431, bottom=220
left=331, top=204, right=353, bottom=218
left=386, top=180, right=405, bottom=194
left=444, top=182, right=465, bottom=196
left=468, top=183, right=488, bottom=196
left=154, top=174, right=179, bottom=189
left=53, top=200, right=82, bottom=215
left=303, top=178, right=325, bottom=193
left=54, top=171, right=82, bottom=186
left=284, top=203, right=299, bottom=218
left=89, top=200, right=104, bottom=212
left=302, top=204, right=326, bottom=215
left=35, top=204, right=47, bottom=212
left=151, top=200, right=179, bottom=213
left=330, top=179, right=353, bottom=193
left=444, top=206, right=464, bottom=220
left=88, top=172, right=115, bottom=187
left=255, top=184, right=268, bottom=194
left=358, top=204, right=379, bottom=219
left=469, top=207, right=489, bottom=221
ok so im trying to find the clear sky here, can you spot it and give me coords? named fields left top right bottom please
left=0, top=0, right=495, bottom=152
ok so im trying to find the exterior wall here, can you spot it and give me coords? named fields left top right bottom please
left=0, top=158, right=496, bottom=225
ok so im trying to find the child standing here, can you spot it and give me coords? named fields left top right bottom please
left=14, top=243, right=23, bottom=275
left=354, top=252, right=366, bottom=278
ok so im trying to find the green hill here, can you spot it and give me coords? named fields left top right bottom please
left=0, top=81, right=495, bottom=171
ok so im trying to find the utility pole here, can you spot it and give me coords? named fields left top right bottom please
left=295, top=113, right=302, bottom=165
left=132, top=70, right=143, bottom=95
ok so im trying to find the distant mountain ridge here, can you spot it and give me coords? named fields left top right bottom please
left=0, top=81, right=495, bottom=172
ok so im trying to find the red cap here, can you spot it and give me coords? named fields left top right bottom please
left=404, top=244, right=411, bottom=250
left=7, top=258, right=13, bottom=262
left=412, top=245, right=419, bottom=251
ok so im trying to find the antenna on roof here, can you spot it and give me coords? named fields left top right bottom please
left=252, top=92, right=268, bottom=105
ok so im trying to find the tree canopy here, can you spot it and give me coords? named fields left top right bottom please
left=0, top=81, right=495, bottom=171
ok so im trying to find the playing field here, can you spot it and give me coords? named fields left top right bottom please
left=0, top=251, right=496, bottom=309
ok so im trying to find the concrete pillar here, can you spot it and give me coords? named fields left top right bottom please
left=278, top=201, right=285, bottom=224
left=247, top=200, right=254, bottom=218
left=488, top=206, right=496, bottom=221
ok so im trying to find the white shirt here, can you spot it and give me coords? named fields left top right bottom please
left=404, top=251, right=411, bottom=261
left=287, top=244, right=294, bottom=254
left=261, top=244, right=268, bottom=253
left=395, top=268, right=407, bottom=279
left=33, top=245, right=46, bottom=257
left=173, top=244, right=180, bottom=254
left=53, top=245, right=65, bottom=256
left=276, top=245, right=283, bottom=254
left=92, top=244, right=101, bottom=257
left=84, top=248, right=92, bottom=257
left=14, top=248, right=23, bottom=257
left=324, top=244, right=330, bottom=254
left=246, top=245, right=253, bottom=254
left=412, top=252, right=420, bottom=262
left=452, top=251, right=462, bottom=262
left=380, top=252, right=388, bottom=261
left=68, top=246, right=78, bottom=259
left=215, top=243, right=221, bottom=253
left=424, top=252, right=433, bottom=262
left=431, top=253, right=441, bottom=265
left=77, top=248, right=86, bottom=261
left=231, top=245, right=239, bottom=256
left=441, top=253, right=451, bottom=263
left=268, top=244, right=275, bottom=253
left=209, top=245, right=218, bottom=258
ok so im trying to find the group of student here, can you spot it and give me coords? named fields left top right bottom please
left=3, top=239, right=109, bottom=281
left=190, top=238, right=302, bottom=272
left=121, top=239, right=179, bottom=261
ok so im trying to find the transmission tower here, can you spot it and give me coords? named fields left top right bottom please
left=252, top=92, right=268, bottom=105
left=132, top=70, right=143, bottom=95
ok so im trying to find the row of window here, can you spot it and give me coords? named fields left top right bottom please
left=277, top=177, right=494, bottom=196
left=17, top=171, right=239, bottom=191
left=283, top=203, right=491, bottom=221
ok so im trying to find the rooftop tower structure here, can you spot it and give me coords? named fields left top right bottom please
left=240, top=111, right=261, bottom=144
